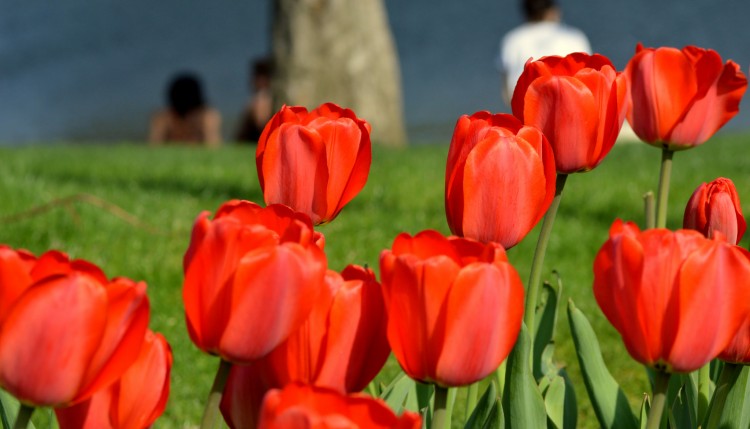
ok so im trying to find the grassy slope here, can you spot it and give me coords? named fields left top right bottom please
left=0, top=134, right=748, bottom=428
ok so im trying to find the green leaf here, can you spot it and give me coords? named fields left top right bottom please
left=464, top=382, right=497, bottom=429
left=704, top=363, right=750, bottom=429
left=544, top=375, right=566, bottom=429
left=567, top=300, right=637, bottom=429
left=639, top=393, right=650, bottom=429
left=543, top=371, right=577, bottom=429
left=381, top=371, right=416, bottom=414
left=502, top=323, right=546, bottom=429
left=481, top=398, right=504, bottom=429
left=534, top=278, right=562, bottom=380
left=0, top=391, right=10, bottom=429
left=666, top=374, right=697, bottom=428
left=0, top=391, right=36, bottom=429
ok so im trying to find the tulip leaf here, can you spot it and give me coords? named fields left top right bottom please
left=381, top=371, right=416, bottom=414
left=464, top=382, right=497, bottom=429
left=666, top=374, right=697, bottom=428
left=0, top=391, right=9, bottom=429
left=534, top=278, right=562, bottom=380
left=481, top=397, right=504, bottom=429
left=544, top=375, right=566, bottom=429
left=0, top=391, right=35, bottom=429
left=567, top=300, right=637, bottom=429
left=543, top=371, right=577, bottom=429
left=639, top=393, right=650, bottom=429
left=703, top=363, right=750, bottom=429
left=502, top=323, right=546, bottom=428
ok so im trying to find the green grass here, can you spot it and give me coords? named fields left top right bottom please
left=0, top=134, right=748, bottom=428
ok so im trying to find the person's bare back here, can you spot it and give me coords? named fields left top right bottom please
left=148, top=73, right=222, bottom=147
left=149, top=107, right=221, bottom=147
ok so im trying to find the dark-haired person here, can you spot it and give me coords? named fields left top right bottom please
left=235, top=58, right=273, bottom=144
left=149, top=73, right=222, bottom=146
left=495, top=0, right=591, bottom=104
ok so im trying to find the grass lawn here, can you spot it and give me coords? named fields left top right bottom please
left=0, top=133, right=748, bottom=428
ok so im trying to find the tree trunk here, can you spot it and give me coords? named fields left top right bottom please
left=271, top=0, right=407, bottom=146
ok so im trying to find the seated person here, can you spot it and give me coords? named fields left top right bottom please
left=235, top=58, right=273, bottom=143
left=149, top=73, right=222, bottom=146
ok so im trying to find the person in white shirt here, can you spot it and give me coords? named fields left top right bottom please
left=496, top=0, right=591, bottom=104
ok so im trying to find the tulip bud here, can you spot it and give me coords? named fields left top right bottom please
left=683, top=177, right=746, bottom=244
left=256, top=103, right=372, bottom=224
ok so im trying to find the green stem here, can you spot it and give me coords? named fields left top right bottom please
left=200, top=359, right=232, bottom=429
left=524, top=174, right=568, bottom=352
left=646, top=370, right=671, bottom=429
left=697, top=363, right=711, bottom=424
left=432, top=385, right=450, bottom=429
left=704, top=362, right=742, bottom=429
left=655, top=148, right=674, bottom=229
left=12, top=405, right=33, bottom=429
left=644, top=192, right=655, bottom=229
left=465, top=383, right=479, bottom=424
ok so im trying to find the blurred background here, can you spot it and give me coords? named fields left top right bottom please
left=2, top=0, right=749, bottom=145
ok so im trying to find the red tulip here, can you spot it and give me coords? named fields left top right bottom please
left=0, top=270, right=150, bottom=406
left=0, top=248, right=108, bottom=325
left=624, top=44, right=747, bottom=149
left=379, top=230, right=524, bottom=387
left=0, top=246, right=36, bottom=324
left=683, top=177, right=746, bottom=244
left=593, top=220, right=750, bottom=372
left=183, top=200, right=327, bottom=363
left=445, top=112, right=556, bottom=248
left=512, top=52, right=628, bottom=173
left=720, top=314, right=750, bottom=364
left=220, top=265, right=390, bottom=429
left=256, top=103, right=372, bottom=224
left=258, top=383, right=421, bottom=429
left=55, top=330, right=173, bottom=429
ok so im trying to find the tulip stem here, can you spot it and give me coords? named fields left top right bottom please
left=200, top=359, right=232, bottom=429
left=646, top=370, right=670, bottom=429
left=12, top=405, right=33, bottom=429
left=432, top=385, right=450, bottom=429
left=655, top=148, right=674, bottom=229
left=697, top=363, right=712, bottom=424
left=643, top=192, right=655, bottom=229
left=524, top=174, right=568, bottom=354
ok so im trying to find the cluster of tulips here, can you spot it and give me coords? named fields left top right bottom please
left=1, top=43, right=750, bottom=429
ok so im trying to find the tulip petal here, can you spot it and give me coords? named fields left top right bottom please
left=308, top=114, right=370, bottom=222
left=523, top=76, right=599, bottom=173
left=316, top=274, right=389, bottom=393
left=111, top=331, right=172, bottom=429
left=220, top=244, right=325, bottom=362
left=460, top=133, right=549, bottom=248
left=0, top=247, right=35, bottom=324
left=385, top=254, right=459, bottom=383
left=183, top=217, right=278, bottom=350
left=56, top=387, right=113, bottom=429
left=667, top=243, right=750, bottom=371
left=435, top=263, right=523, bottom=386
left=627, top=47, right=698, bottom=143
left=261, top=124, right=329, bottom=224
left=0, top=274, right=107, bottom=406
left=670, top=61, right=747, bottom=146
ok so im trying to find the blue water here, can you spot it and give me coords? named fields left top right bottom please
left=2, top=0, right=749, bottom=144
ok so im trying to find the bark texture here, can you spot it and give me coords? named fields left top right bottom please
left=272, top=0, right=406, bottom=146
